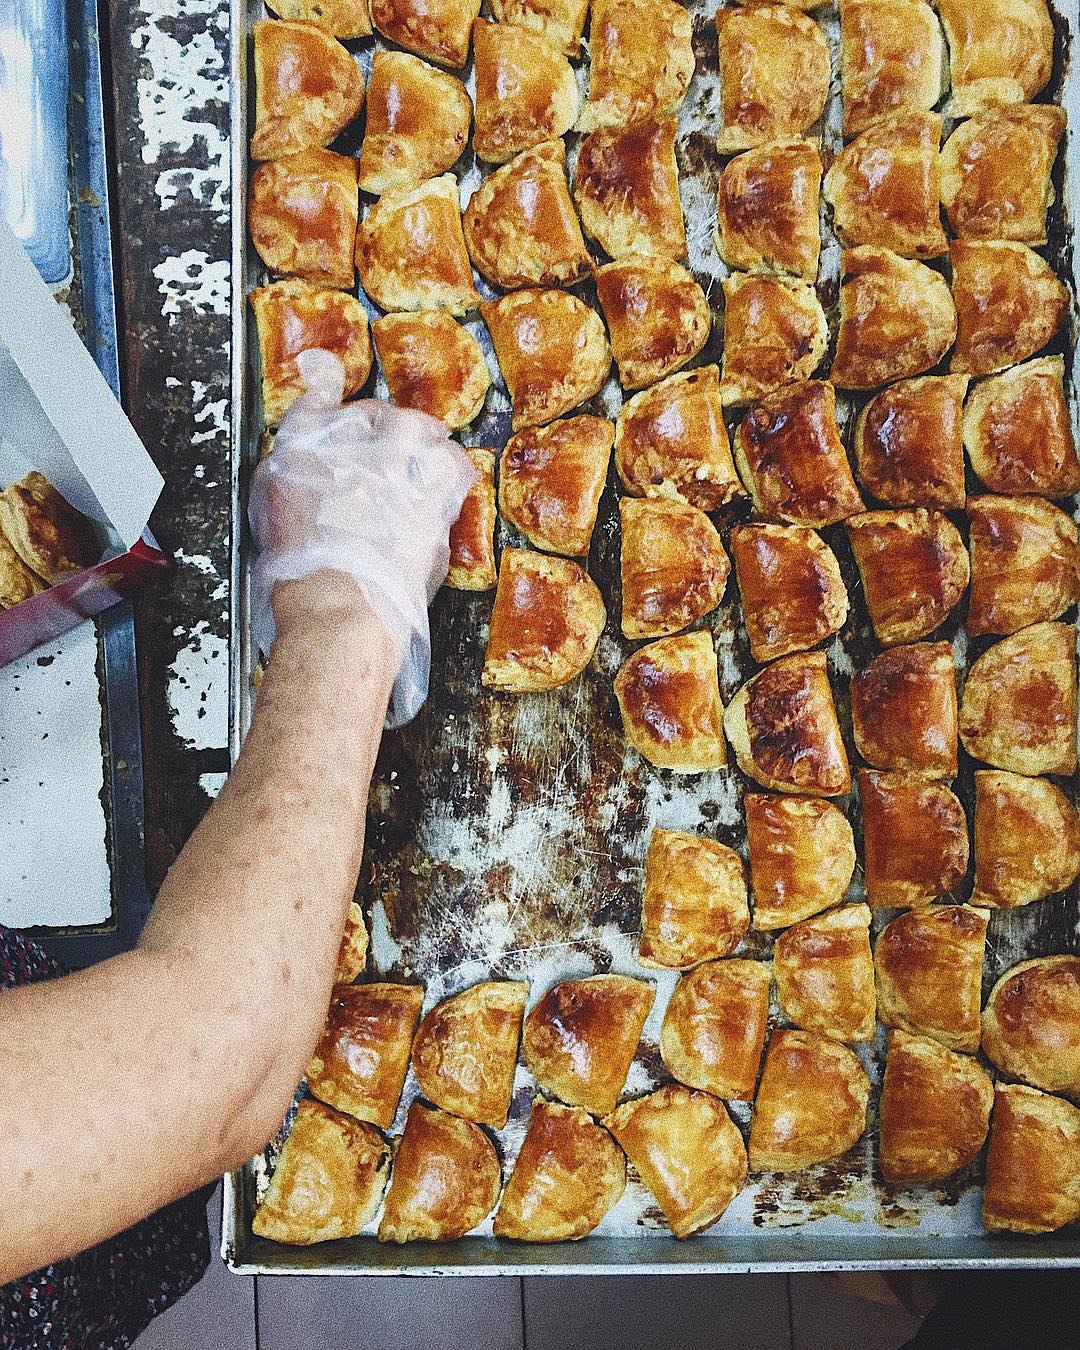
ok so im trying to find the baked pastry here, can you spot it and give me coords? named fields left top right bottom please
left=660, top=959, right=772, bottom=1100
left=522, top=974, right=654, bottom=1115
left=250, top=279, right=372, bottom=425
left=852, top=375, right=968, bottom=511
left=774, top=904, right=876, bottom=1044
left=938, top=0, right=1053, bottom=116
left=745, top=794, right=856, bottom=930
left=719, top=274, right=829, bottom=406
left=733, top=381, right=865, bottom=527
left=305, top=983, right=424, bottom=1129
left=614, top=631, right=728, bottom=773
left=851, top=642, right=958, bottom=778
left=251, top=1100, right=390, bottom=1244
left=860, top=769, right=969, bottom=908
left=939, top=104, right=1066, bottom=243
left=845, top=510, right=969, bottom=646
left=879, top=1030, right=994, bottom=1184
left=950, top=242, right=1069, bottom=377
left=372, top=312, right=491, bottom=429
left=715, top=7, right=830, bottom=153
left=640, top=828, right=750, bottom=969
left=482, top=289, right=610, bottom=431
left=715, top=140, right=822, bottom=281
left=499, top=416, right=614, bottom=556
left=249, top=148, right=358, bottom=289
left=574, top=118, right=686, bottom=260
left=334, top=901, right=368, bottom=984
left=958, top=622, right=1078, bottom=777
left=370, top=0, right=480, bottom=67
left=966, top=495, right=1080, bottom=637
left=972, top=770, right=1080, bottom=909
left=471, top=19, right=579, bottom=163
left=606, top=1086, right=748, bottom=1238
left=982, top=956, right=1080, bottom=1096
left=447, top=447, right=497, bottom=590
left=410, top=981, right=528, bottom=1127
left=614, top=366, right=746, bottom=512
left=266, top=0, right=371, bottom=39
left=619, top=497, right=730, bottom=641
left=748, top=1030, right=870, bottom=1171
left=963, top=356, right=1080, bottom=497
left=578, top=0, right=694, bottom=134
left=823, top=113, right=946, bottom=259
left=0, top=531, right=44, bottom=609
left=874, top=905, right=988, bottom=1053
left=0, top=472, right=100, bottom=583
left=830, top=247, right=956, bottom=390
left=378, top=1102, right=501, bottom=1243
left=730, top=524, right=848, bottom=663
left=493, top=1099, right=626, bottom=1241
left=251, top=20, right=364, bottom=160
left=725, top=651, right=851, bottom=796
left=838, top=0, right=944, bottom=137
left=488, top=0, right=588, bottom=55
left=357, top=52, right=471, bottom=196
left=983, top=1084, right=1080, bottom=1234
left=594, top=256, right=711, bottom=392
left=482, top=548, right=605, bottom=693
left=462, top=141, right=590, bottom=290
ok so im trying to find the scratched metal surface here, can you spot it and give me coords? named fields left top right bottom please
left=226, top=0, right=1080, bottom=1271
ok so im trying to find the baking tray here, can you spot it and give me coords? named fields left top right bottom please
left=225, top=0, right=1080, bottom=1273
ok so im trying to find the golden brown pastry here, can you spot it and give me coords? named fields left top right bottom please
left=967, top=495, right=1080, bottom=637
left=852, top=375, right=969, bottom=511
left=614, top=631, right=728, bottom=773
left=614, top=366, right=746, bottom=512
left=715, top=7, right=830, bottom=153
left=447, top=447, right=497, bottom=590
left=489, top=0, right=588, bottom=55
left=959, top=622, right=1078, bottom=777
left=939, top=0, right=1053, bottom=116
left=574, top=118, right=686, bottom=260
left=578, top=0, right=694, bottom=134
left=640, top=829, right=750, bottom=969
left=249, top=147, right=358, bottom=289
left=0, top=473, right=99, bottom=584
left=522, top=975, right=655, bottom=1115
left=963, top=357, right=1080, bottom=498
left=846, top=510, right=969, bottom=646
left=715, top=140, right=822, bottom=281
left=482, top=289, right=611, bottom=431
left=606, top=1086, right=748, bottom=1237
left=472, top=18, right=579, bottom=163
left=462, top=141, right=590, bottom=290
left=594, top=256, right=711, bottom=391
left=983, top=957, right=1080, bottom=1096
left=748, top=1030, right=870, bottom=1171
left=267, top=0, right=371, bottom=39
left=774, top=904, right=876, bottom=1044
left=482, top=548, right=605, bottom=693
left=493, top=1099, right=626, bottom=1241
left=719, top=274, right=829, bottom=406
left=879, top=1030, right=994, bottom=1184
left=838, top=0, right=944, bottom=137
left=661, top=959, right=772, bottom=1100
left=372, top=312, right=491, bottom=429
left=950, top=242, right=1068, bottom=377
left=746, top=794, right=856, bottom=930
left=874, top=906, right=988, bottom=1053
left=370, top=0, right=480, bottom=67
left=940, top=104, right=1066, bottom=243
left=251, top=20, right=364, bottom=161
left=730, top=524, right=848, bottom=664
left=983, top=1083, right=1080, bottom=1234
left=378, top=1102, right=501, bottom=1243
left=860, top=769, right=969, bottom=908
left=304, top=984, right=422, bottom=1132
left=251, top=1099, right=390, bottom=1244
left=851, top=642, right=958, bottom=779
left=499, top=416, right=614, bottom=556
left=620, top=498, right=730, bottom=641
left=973, top=770, right=1080, bottom=910
left=733, top=381, right=865, bottom=527
left=830, top=247, right=956, bottom=390
left=357, top=52, right=471, bottom=196
left=0, top=531, right=44, bottom=609
left=334, top=901, right=368, bottom=984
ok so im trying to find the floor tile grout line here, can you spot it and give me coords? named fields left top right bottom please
left=253, top=1272, right=262, bottom=1350
left=519, top=1274, right=528, bottom=1350
left=785, top=1274, right=796, bottom=1350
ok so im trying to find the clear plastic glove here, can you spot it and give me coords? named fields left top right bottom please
left=249, top=349, right=478, bottom=727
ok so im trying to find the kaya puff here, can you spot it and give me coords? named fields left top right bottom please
left=850, top=642, right=959, bottom=779
left=718, top=274, right=829, bottom=407
left=619, top=498, right=730, bottom=642
left=660, top=959, right=772, bottom=1100
left=838, top=0, right=944, bottom=138
left=963, top=356, right=1080, bottom=497
left=938, top=0, right=1053, bottom=116
left=639, top=829, right=750, bottom=970
left=594, top=256, right=711, bottom=392
left=447, top=447, right=497, bottom=590
left=574, top=118, right=686, bottom=261
left=730, top=524, right=848, bottom=664
left=773, top=904, right=876, bottom=1044
left=370, top=0, right=479, bottom=67
left=982, top=956, right=1080, bottom=1097
left=334, top=901, right=369, bottom=984
left=972, top=770, right=1080, bottom=909
left=249, top=147, right=358, bottom=289
left=482, top=548, right=605, bottom=694
left=0, top=473, right=99, bottom=584
left=724, top=651, right=851, bottom=796
left=489, top=0, right=589, bottom=55
left=372, top=312, right=490, bottom=429
left=578, top=0, right=694, bottom=134
left=860, top=769, right=969, bottom=908
left=966, top=495, right=1080, bottom=637
left=357, top=52, right=471, bottom=196
left=0, top=531, right=43, bottom=609
left=267, top=0, right=372, bottom=38
left=251, top=20, right=364, bottom=160
left=745, top=794, right=857, bottom=930
left=852, top=375, right=968, bottom=511
left=983, top=1084, right=1080, bottom=1234
left=950, top=242, right=1068, bottom=377
left=874, top=906, right=988, bottom=1053
left=499, top=416, right=614, bottom=557
left=471, top=19, right=579, bottom=163
left=614, top=631, right=728, bottom=773
left=522, top=975, right=655, bottom=1116
left=715, top=140, right=822, bottom=282
left=715, top=7, right=830, bottom=153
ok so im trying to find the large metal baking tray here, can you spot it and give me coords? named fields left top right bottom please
left=225, top=0, right=1080, bottom=1273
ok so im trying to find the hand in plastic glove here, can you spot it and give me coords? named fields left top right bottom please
left=249, top=349, right=478, bottom=727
